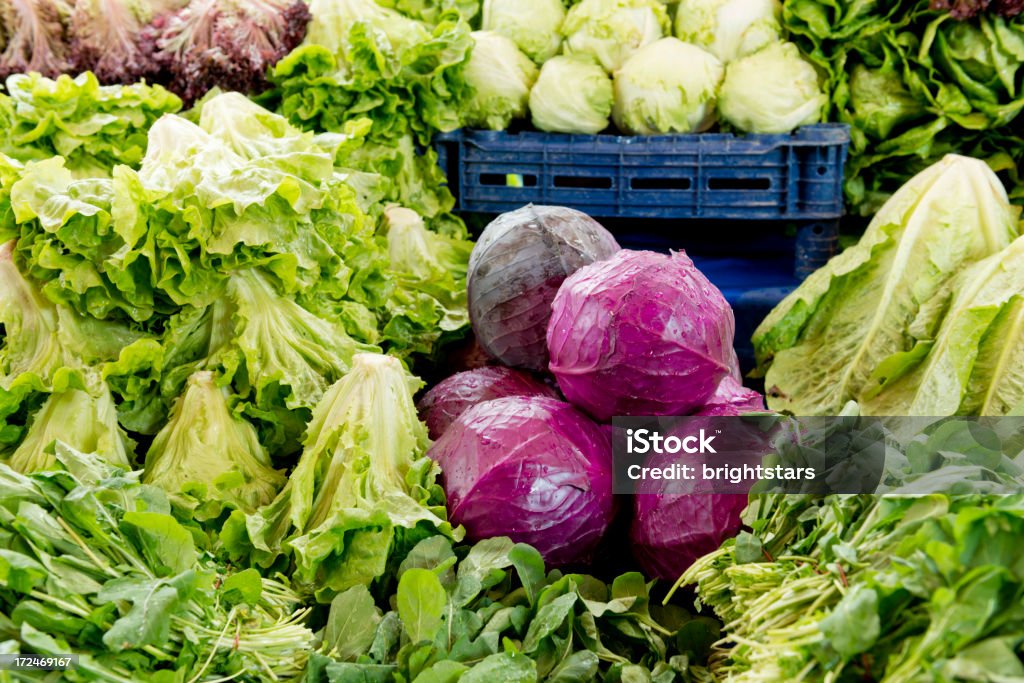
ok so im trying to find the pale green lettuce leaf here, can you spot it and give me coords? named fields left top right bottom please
left=6, top=369, right=133, bottom=473
left=228, top=353, right=459, bottom=602
left=754, top=154, right=1018, bottom=415
left=143, top=371, right=286, bottom=518
left=863, top=236, right=1024, bottom=416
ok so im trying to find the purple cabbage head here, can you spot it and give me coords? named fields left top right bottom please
left=468, top=205, right=620, bottom=372
left=630, top=390, right=769, bottom=579
left=427, top=395, right=616, bottom=566
left=417, top=366, right=559, bottom=440
left=547, top=249, right=738, bottom=421
left=631, top=478, right=748, bottom=580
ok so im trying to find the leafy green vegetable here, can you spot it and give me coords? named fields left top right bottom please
left=674, top=0, right=783, bottom=64
left=529, top=54, right=613, bottom=134
left=228, top=353, right=458, bottom=602
left=864, top=235, right=1024, bottom=415
left=142, top=370, right=286, bottom=518
left=481, top=0, right=566, bottom=64
left=677, top=486, right=1024, bottom=681
left=0, top=445, right=314, bottom=681
left=271, top=0, right=472, bottom=146
left=612, top=38, right=723, bottom=134
left=783, top=0, right=1024, bottom=213
left=460, top=31, right=538, bottom=131
left=382, top=207, right=473, bottom=358
left=0, top=72, right=181, bottom=177
left=308, top=535, right=717, bottom=683
left=562, top=0, right=670, bottom=73
left=7, top=370, right=132, bottom=473
left=754, top=154, right=1019, bottom=415
left=718, top=40, right=826, bottom=134
left=265, top=0, right=473, bottom=236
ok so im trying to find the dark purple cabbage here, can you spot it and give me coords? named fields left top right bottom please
left=695, top=376, right=766, bottom=416
left=631, top=480, right=748, bottom=580
left=547, top=249, right=738, bottom=421
left=467, top=205, right=620, bottom=372
left=427, top=395, right=616, bottom=566
left=417, top=366, right=558, bottom=440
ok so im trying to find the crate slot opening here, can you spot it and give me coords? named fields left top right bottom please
left=553, top=176, right=613, bottom=189
left=631, top=177, right=693, bottom=190
left=707, top=177, right=772, bottom=190
left=479, top=173, right=538, bottom=187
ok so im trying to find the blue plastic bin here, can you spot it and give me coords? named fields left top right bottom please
left=435, top=125, right=849, bottom=277
left=434, top=125, right=849, bottom=221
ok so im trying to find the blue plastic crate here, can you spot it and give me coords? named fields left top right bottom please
left=435, top=125, right=849, bottom=221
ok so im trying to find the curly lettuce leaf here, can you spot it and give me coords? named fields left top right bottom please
left=220, top=269, right=378, bottom=412
left=142, top=370, right=286, bottom=519
left=2, top=72, right=182, bottom=176
left=380, top=206, right=471, bottom=358
left=272, top=12, right=471, bottom=144
left=226, top=353, right=459, bottom=602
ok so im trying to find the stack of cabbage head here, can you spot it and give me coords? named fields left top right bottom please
left=460, top=0, right=827, bottom=136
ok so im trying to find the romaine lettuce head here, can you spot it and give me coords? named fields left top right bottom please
left=461, top=31, right=538, bottom=131
left=861, top=235, right=1024, bottom=416
left=143, top=371, right=286, bottom=517
left=530, top=55, right=613, bottom=134
left=718, top=41, right=826, bottom=134
left=562, top=0, right=670, bottom=73
left=754, top=154, right=1020, bottom=416
left=612, top=38, right=724, bottom=134
left=7, top=370, right=133, bottom=474
left=674, top=0, right=782, bottom=63
left=482, top=0, right=565, bottom=63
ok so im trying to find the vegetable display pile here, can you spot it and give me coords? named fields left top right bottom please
left=0, top=49, right=773, bottom=676
left=467, top=0, right=827, bottom=136
left=782, top=0, right=1024, bottom=214
left=9, top=1, right=1024, bottom=681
